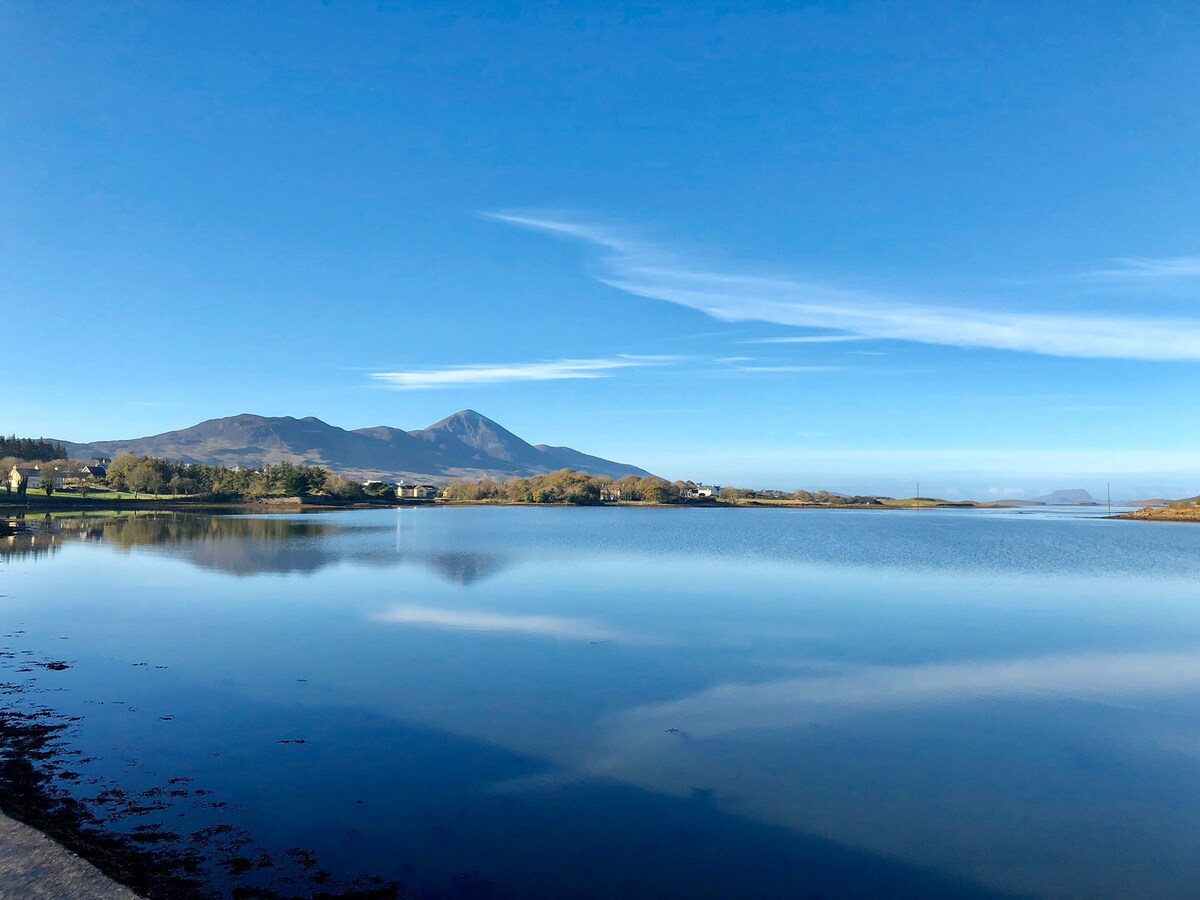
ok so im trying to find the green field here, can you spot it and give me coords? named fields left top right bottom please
left=3, top=489, right=187, bottom=503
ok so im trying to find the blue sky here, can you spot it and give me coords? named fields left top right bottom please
left=3, top=1, right=1198, bottom=497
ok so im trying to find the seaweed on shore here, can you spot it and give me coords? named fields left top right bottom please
left=0, top=693, right=209, bottom=896
left=0, top=656, right=406, bottom=900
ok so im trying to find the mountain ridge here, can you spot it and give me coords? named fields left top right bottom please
left=60, top=411, right=653, bottom=483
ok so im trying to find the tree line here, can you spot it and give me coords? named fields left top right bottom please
left=2, top=450, right=373, bottom=501
left=0, top=436, right=67, bottom=462
left=442, top=473, right=886, bottom=506
left=103, top=455, right=369, bottom=500
left=441, top=472, right=699, bottom=504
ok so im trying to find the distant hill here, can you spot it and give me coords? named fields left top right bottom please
left=1031, top=489, right=1099, bottom=506
left=60, top=410, right=652, bottom=483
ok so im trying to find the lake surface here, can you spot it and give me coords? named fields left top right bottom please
left=3, top=506, right=1200, bottom=898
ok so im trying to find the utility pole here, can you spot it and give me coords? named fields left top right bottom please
left=916, top=481, right=920, bottom=511
left=1107, top=482, right=1111, bottom=517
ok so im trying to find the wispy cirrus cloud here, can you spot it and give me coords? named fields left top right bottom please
left=1089, top=256, right=1200, bottom=280
left=371, top=355, right=674, bottom=390
left=715, top=356, right=840, bottom=373
left=724, top=363, right=843, bottom=373
left=742, top=334, right=872, bottom=344
left=487, top=211, right=1200, bottom=362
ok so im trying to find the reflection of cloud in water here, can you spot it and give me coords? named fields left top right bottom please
left=616, top=650, right=1200, bottom=737
left=372, top=604, right=621, bottom=641
left=482, top=770, right=591, bottom=794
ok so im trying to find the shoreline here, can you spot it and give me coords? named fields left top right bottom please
left=0, top=811, right=141, bottom=900
left=1115, top=507, right=1200, bottom=523
left=0, top=496, right=400, bottom=516
left=2, top=497, right=1053, bottom=516
left=0, top=652, right=405, bottom=899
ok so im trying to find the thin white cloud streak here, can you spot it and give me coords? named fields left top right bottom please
left=615, top=650, right=1200, bottom=738
left=1091, top=256, right=1200, bottom=279
left=480, top=211, right=646, bottom=256
left=715, top=356, right=841, bottom=373
left=372, top=604, right=621, bottom=641
left=726, top=364, right=843, bottom=373
left=489, top=212, right=1200, bottom=361
left=742, top=335, right=872, bottom=344
left=371, top=356, right=673, bottom=390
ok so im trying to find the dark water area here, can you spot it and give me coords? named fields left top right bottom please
left=2, top=506, right=1199, bottom=898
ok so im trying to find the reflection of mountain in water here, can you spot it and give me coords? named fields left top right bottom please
left=3, top=514, right=348, bottom=574
left=4, top=513, right=515, bottom=584
left=102, top=514, right=355, bottom=577
left=422, top=551, right=511, bottom=586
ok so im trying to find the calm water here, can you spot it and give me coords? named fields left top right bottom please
left=3, top=506, right=1200, bottom=898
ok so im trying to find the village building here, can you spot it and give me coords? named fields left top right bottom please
left=684, top=484, right=720, bottom=499
left=7, top=466, right=41, bottom=492
left=396, top=482, right=439, bottom=499
left=6, top=465, right=76, bottom=493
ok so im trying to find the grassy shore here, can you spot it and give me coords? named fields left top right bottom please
left=0, top=493, right=403, bottom=515
left=5, top=489, right=172, bottom=502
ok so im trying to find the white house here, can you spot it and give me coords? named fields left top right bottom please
left=397, top=482, right=438, bottom=499
left=7, top=466, right=40, bottom=492
left=6, top=466, right=73, bottom=493
left=685, top=484, right=720, bottom=499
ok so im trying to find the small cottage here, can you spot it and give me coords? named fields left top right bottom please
left=396, top=482, right=439, bottom=499
left=7, top=466, right=41, bottom=493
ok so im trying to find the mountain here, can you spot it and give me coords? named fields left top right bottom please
left=1030, top=489, right=1098, bottom=506
left=62, top=410, right=652, bottom=483
left=406, top=410, right=544, bottom=467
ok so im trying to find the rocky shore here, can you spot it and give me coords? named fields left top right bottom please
left=1118, top=506, right=1200, bottom=522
